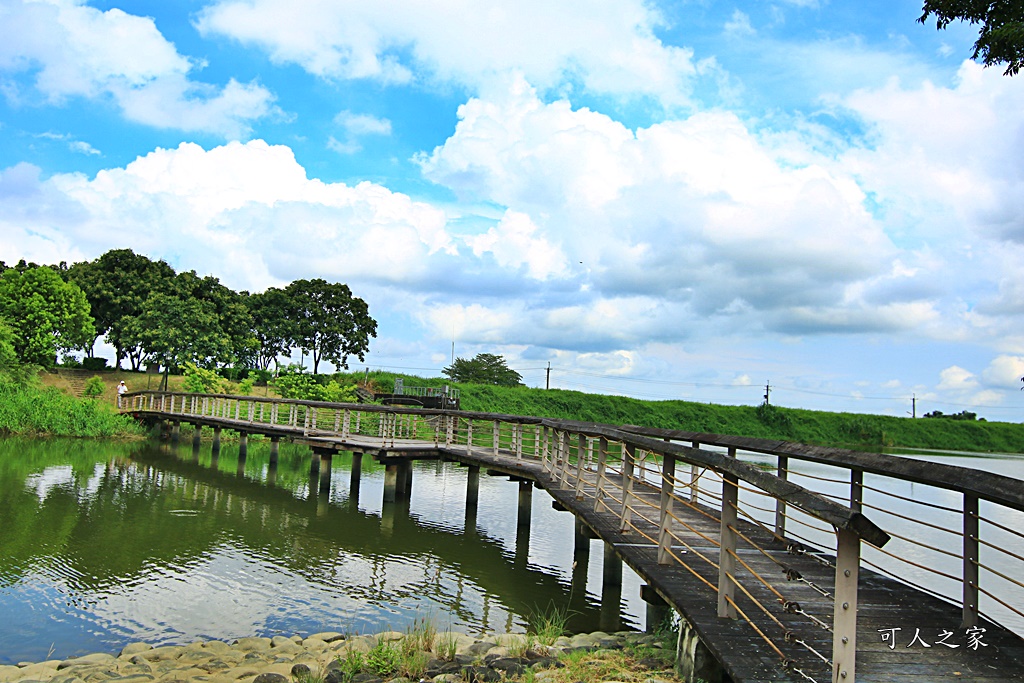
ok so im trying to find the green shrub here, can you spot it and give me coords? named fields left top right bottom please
left=83, top=376, right=105, bottom=398
left=238, top=372, right=256, bottom=396
left=82, top=357, right=109, bottom=371
left=182, top=362, right=223, bottom=393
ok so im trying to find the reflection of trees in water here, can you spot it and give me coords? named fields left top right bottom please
left=0, top=438, right=619, bottom=635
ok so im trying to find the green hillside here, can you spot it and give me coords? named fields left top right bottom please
left=338, top=370, right=1024, bottom=454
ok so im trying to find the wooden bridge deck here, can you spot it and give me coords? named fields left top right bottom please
left=130, top=404, right=1024, bottom=683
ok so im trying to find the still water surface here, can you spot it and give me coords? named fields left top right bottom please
left=0, top=437, right=646, bottom=665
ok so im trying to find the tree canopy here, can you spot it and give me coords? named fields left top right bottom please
left=0, top=265, right=95, bottom=366
left=66, top=249, right=176, bottom=368
left=443, top=353, right=523, bottom=387
left=284, top=279, right=377, bottom=374
left=920, top=1, right=1024, bottom=75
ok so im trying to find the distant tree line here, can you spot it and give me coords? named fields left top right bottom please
left=922, top=410, right=984, bottom=422
left=0, top=249, right=377, bottom=378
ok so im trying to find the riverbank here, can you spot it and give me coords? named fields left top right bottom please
left=0, top=379, right=143, bottom=438
left=0, top=630, right=680, bottom=683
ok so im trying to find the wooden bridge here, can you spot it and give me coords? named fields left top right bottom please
left=122, top=391, right=1024, bottom=683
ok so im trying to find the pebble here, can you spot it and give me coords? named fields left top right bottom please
left=1, top=631, right=675, bottom=683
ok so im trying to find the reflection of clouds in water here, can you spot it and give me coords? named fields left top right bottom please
left=24, top=464, right=106, bottom=501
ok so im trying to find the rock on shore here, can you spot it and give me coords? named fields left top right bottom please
left=0, top=631, right=674, bottom=683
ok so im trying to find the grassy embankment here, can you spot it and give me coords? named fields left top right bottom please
left=337, top=370, right=1024, bottom=454
left=0, top=377, right=143, bottom=438
left=18, top=367, right=1024, bottom=452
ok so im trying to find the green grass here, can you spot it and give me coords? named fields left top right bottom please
left=332, top=370, right=1024, bottom=453
left=0, top=379, right=144, bottom=438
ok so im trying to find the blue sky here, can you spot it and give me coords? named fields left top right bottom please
left=2, top=0, right=1024, bottom=421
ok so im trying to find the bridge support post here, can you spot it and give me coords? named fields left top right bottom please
left=192, top=425, right=202, bottom=449
left=319, top=450, right=333, bottom=493
left=516, top=481, right=532, bottom=567
left=517, top=480, right=532, bottom=528
left=574, top=516, right=590, bottom=554
left=267, top=458, right=278, bottom=487
left=601, top=543, right=622, bottom=632
left=310, top=449, right=321, bottom=478
left=383, top=463, right=399, bottom=503
left=466, top=465, right=480, bottom=506
left=465, top=465, right=480, bottom=533
left=238, top=432, right=248, bottom=457
left=170, top=421, right=180, bottom=443
left=212, top=426, right=222, bottom=453
left=269, top=437, right=279, bottom=463
left=603, top=542, right=622, bottom=586
left=394, top=460, right=413, bottom=501
left=676, top=619, right=723, bottom=683
left=641, top=584, right=671, bottom=634
left=349, top=453, right=362, bottom=508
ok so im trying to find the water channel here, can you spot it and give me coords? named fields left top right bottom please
left=0, top=436, right=648, bottom=665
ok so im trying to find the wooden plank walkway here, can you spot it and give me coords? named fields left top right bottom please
left=130, top=405, right=1024, bottom=683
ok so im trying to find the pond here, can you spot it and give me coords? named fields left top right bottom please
left=0, top=437, right=648, bottom=665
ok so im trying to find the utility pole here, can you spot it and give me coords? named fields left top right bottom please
left=910, top=394, right=916, bottom=418
left=546, top=362, right=551, bottom=390
left=764, top=381, right=771, bottom=405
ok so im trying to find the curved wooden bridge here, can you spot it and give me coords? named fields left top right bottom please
left=123, top=391, right=1024, bottom=683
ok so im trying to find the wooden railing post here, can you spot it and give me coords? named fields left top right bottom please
left=595, top=436, right=609, bottom=512
left=832, top=528, right=861, bottom=683
left=541, top=427, right=550, bottom=470
left=963, top=493, right=979, bottom=628
left=560, top=431, right=572, bottom=489
left=493, top=420, right=500, bottom=455
left=850, top=469, right=863, bottom=514
left=574, top=434, right=586, bottom=499
left=467, top=420, right=473, bottom=454
left=620, top=442, right=636, bottom=531
left=659, top=453, right=676, bottom=564
left=775, top=454, right=788, bottom=538
left=718, top=447, right=739, bottom=619
left=690, top=441, right=700, bottom=503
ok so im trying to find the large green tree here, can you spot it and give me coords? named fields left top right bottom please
left=66, top=249, right=176, bottom=368
left=245, top=287, right=296, bottom=371
left=0, top=265, right=95, bottom=366
left=119, top=270, right=253, bottom=373
left=920, top=1, right=1024, bottom=75
left=284, top=279, right=376, bottom=374
left=120, top=292, right=232, bottom=374
left=443, top=353, right=523, bottom=387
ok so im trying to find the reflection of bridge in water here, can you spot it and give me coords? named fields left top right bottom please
left=125, top=392, right=1024, bottom=683
left=122, top=444, right=620, bottom=633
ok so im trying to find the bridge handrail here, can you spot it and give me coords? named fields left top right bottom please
left=618, top=425, right=1024, bottom=513
left=123, top=390, right=887, bottom=547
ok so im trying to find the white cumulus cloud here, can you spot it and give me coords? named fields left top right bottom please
left=0, top=0, right=275, bottom=137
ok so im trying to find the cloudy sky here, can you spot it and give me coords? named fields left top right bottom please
left=2, top=0, right=1023, bottom=420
